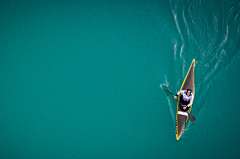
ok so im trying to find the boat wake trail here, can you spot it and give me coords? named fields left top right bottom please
left=192, top=1, right=240, bottom=113
left=169, top=0, right=240, bottom=115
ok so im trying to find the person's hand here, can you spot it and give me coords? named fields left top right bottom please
left=183, top=106, right=186, bottom=110
left=174, top=96, right=177, bottom=99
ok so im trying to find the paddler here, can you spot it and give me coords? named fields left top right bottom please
left=174, top=89, right=194, bottom=111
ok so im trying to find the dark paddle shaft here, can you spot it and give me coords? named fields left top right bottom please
left=164, top=85, right=175, bottom=96
left=164, top=85, right=196, bottom=122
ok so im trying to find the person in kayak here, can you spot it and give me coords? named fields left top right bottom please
left=174, top=89, right=194, bottom=111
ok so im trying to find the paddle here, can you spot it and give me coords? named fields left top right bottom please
left=164, top=85, right=196, bottom=122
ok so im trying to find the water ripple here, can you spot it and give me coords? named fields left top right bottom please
left=168, top=0, right=240, bottom=122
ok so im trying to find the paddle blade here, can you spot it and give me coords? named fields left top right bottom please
left=164, top=85, right=174, bottom=96
left=188, top=113, right=196, bottom=122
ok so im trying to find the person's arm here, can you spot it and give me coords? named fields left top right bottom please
left=177, top=90, right=186, bottom=96
left=174, top=90, right=185, bottom=99
left=187, top=94, right=194, bottom=107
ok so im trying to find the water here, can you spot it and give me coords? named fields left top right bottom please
left=1, top=0, right=240, bottom=158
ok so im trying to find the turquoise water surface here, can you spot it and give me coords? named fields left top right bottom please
left=1, top=0, right=240, bottom=158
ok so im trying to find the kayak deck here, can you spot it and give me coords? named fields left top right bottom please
left=176, top=59, right=195, bottom=141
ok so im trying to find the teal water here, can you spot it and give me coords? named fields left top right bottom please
left=1, top=0, right=240, bottom=158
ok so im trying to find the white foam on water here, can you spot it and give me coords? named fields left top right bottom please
left=159, top=84, right=163, bottom=89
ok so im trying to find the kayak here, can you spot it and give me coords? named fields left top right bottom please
left=176, top=59, right=195, bottom=141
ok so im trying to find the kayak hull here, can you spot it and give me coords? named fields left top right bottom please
left=176, top=59, right=195, bottom=141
